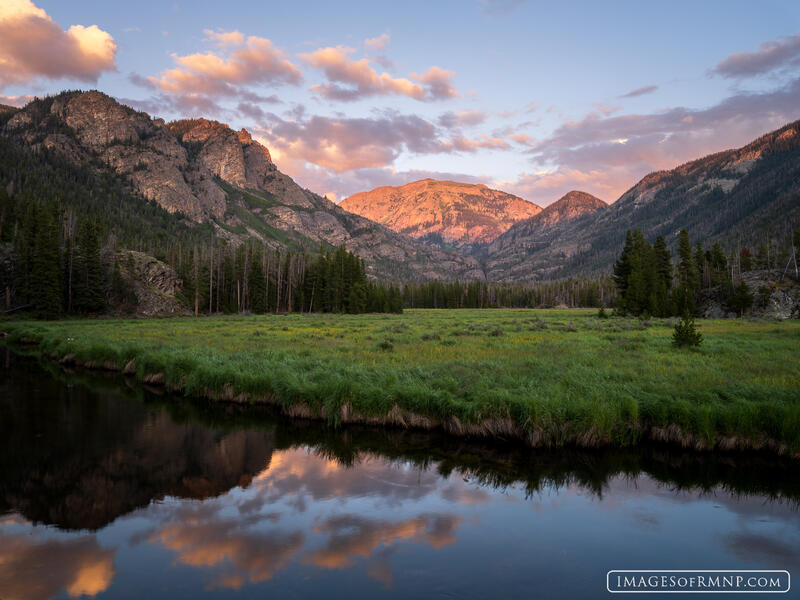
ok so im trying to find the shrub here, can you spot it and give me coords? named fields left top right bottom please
left=377, top=339, right=394, bottom=351
left=672, top=312, right=702, bottom=348
left=597, top=307, right=609, bottom=319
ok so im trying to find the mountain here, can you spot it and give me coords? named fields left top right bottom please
left=483, top=191, right=607, bottom=279
left=1, top=91, right=483, bottom=281
left=339, top=179, right=541, bottom=249
left=484, top=122, right=800, bottom=281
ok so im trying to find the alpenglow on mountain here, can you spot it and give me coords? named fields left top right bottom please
left=339, top=179, right=542, bottom=249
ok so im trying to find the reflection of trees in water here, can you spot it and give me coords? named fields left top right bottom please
left=0, top=358, right=275, bottom=530
left=1, top=353, right=799, bottom=535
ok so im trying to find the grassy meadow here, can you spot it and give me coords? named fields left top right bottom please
left=3, top=309, right=800, bottom=452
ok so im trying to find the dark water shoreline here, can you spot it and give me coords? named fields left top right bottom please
left=2, top=349, right=799, bottom=534
left=4, top=338, right=798, bottom=461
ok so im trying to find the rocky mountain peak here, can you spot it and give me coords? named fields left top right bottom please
left=339, top=178, right=541, bottom=247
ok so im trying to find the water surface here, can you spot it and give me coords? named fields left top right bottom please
left=0, top=351, right=797, bottom=599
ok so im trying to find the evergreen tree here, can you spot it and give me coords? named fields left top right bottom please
left=73, top=219, right=105, bottom=313
left=672, top=311, right=702, bottom=348
left=29, top=206, right=62, bottom=318
left=727, top=281, right=754, bottom=316
left=674, top=229, right=698, bottom=315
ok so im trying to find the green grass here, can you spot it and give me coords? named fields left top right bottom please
left=4, top=309, right=800, bottom=452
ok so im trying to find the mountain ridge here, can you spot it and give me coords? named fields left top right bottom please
left=1, top=90, right=485, bottom=281
left=339, top=178, right=541, bottom=248
left=483, top=120, right=800, bottom=280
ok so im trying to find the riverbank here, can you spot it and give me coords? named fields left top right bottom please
left=3, top=309, right=799, bottom=456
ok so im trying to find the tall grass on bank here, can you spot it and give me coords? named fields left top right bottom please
left=3, top=309, right=799, bottom=452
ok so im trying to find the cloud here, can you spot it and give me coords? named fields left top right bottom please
left=364, top=33, right=390, bottom=51
left=493, top=168, right=622, bottom=206
left=301, top=46, right=458, bottom=101
left=147, top=34, right=302, bottom=96
left=301, top=46, right=424, bottom=101
left=445, top=135, right=509, bottom=151
left=0, top=93, right=36, bottom=107
left=237, top=99, right=280, bottom=121
left=411, top=66, right=459, bottom=100
left=203, top=28, right=245, bottom=47
left=0, top=0, right=117, bottom=90
left=256, top=107, right=510, bottom=179
left=712, top=34, right=800, bottom=79
left=257, top=111, right=444, bottom=172
left=502, top=77, right=800, bottom=205
left=620, top=84, right=658, bottom=98
left=509, top=133, right=536, bottom=146
left=437, top=109, right=486, bottom=128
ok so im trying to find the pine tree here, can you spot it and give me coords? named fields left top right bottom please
left=674, top=229, right=698, bottom=315
left=30, top=206, right=62, bottom=319
left=74, top=219, right=105, bottom=313
left=727, top=281, right=754, bottom=316
left=672, top=311, right=702, bottom=348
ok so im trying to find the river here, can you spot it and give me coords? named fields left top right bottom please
left=0, top=350, right=797, bottom=599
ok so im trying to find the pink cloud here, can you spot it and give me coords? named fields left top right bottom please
left=301, top=46, right=458, bottom=102
left=147, top=34, right=301, bottom=96
left=301, top=46, right=426, bottom=101
left=411, top=66, right=459, bottom=100
left=203, top=29, right=245, bottom=47
left=364, top=33, right=390, bottom=51
left=0, top=0, right=117, bottom=90
left=494, top=168, right=623, bottom=207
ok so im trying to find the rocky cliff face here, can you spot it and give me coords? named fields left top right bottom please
left=340, top=179, right=541, bottom=248
left=5, top=91, right=225, bottom=220
left=2, top=91, right=483, bottom=281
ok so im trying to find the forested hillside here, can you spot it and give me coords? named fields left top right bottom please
left=0, top=91, right=484, bottom=283
left=484, top=121, right=800, bottom=280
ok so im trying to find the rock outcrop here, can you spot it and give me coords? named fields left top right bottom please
left=115, top=251, right=188, bottom=317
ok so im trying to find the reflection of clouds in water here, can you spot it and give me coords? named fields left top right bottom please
left=722, top=531, right=799, bottom=567
left=254, top=450, right=442, bottom=505
left=0, top=528, right=115, bottom=600
left=148, top=502, right=304, bottom=589
left=577, top=474, right=800, bottom=525
left=124, top=448, right=468, bottom=588
left=307, top=513, right=461, bottom=569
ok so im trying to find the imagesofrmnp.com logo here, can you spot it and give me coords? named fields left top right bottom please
left=607, top=570, right=790, bottom=593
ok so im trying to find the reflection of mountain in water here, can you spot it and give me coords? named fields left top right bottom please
left=1, top=353, right=799, bottom=534
left=0, top=356, right=274, bottom=530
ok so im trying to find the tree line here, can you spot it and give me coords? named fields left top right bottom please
left=1, top=197, right=402, bottom=318
left=401, top=277, right=616, bottom=309
left=613, top=227, right=800, bottom=317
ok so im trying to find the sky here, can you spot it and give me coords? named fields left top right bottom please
left=1, top=0, right=800, bottom=206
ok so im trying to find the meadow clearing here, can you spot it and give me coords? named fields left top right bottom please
left=3, top=309, right=800, bottom=453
